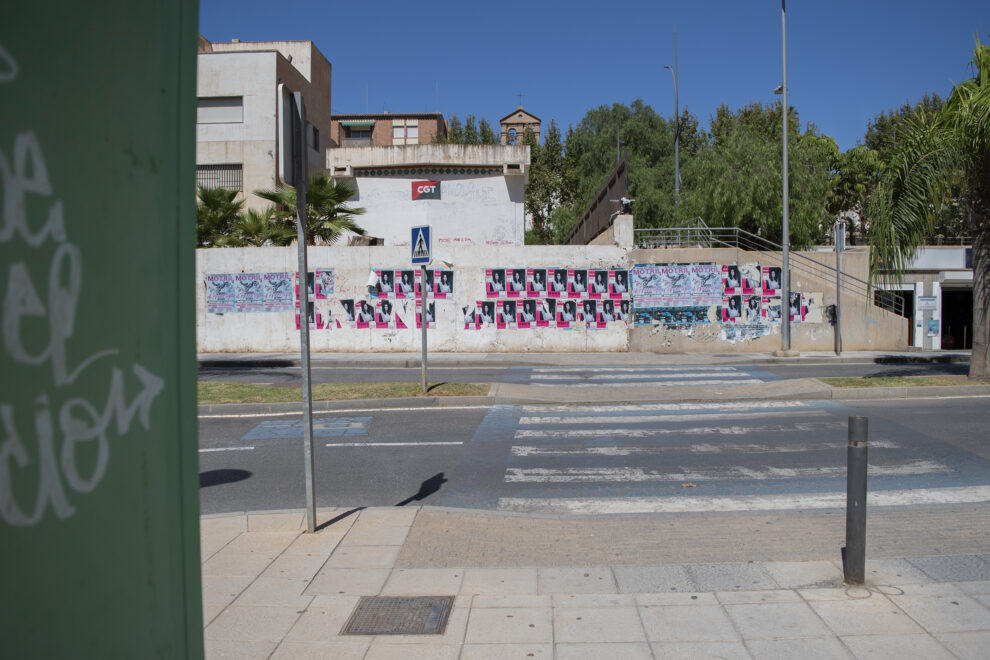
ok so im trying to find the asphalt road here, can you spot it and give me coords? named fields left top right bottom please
left=198, top=394, right=990, bottom=516
left=196, top=359, right=970, bottom=386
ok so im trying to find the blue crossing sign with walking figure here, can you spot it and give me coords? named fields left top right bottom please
left=412, top=225, right=431, bottom=264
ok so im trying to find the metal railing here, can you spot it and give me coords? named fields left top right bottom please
left=633, top=225, right=905, bottom=317
left=565, top=154, right=629, bottom=246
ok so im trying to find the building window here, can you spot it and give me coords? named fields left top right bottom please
left=197, top=96, right=243, bottom=123
left=391, top=119, right=419, bottom=145
left=349, top=129, right=371, bottom=139
left=196, top=164, right=243, bottom=192
left=508, top=128, right=517, bottom=145
left=406, top=124, right=418, bottom=140
left=310, top=124, right=320, bottom=150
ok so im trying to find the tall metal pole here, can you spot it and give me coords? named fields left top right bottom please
left=664, top=24, right=680, bottom=208
left=780, top=0, right=792, bottom=353
left=421, top=265, right=429, bottom=393
left=835, top=221, right=844, bottom=356
left=292, top=92, right=316, bottom=534
left=844, top=415, right=868, bottom=584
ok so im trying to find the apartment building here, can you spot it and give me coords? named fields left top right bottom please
left=196, top=36, right=331, bottom=210
left=329, top=112, right=448, bottom=148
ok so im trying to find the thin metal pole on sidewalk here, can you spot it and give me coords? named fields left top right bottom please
left=844, top=415, right=868, bottom=584
left=835, top=221, right=844, bottom=356
left=291, top=92, right=317, bottom=534
left=421, top=265, right=429, bottom=394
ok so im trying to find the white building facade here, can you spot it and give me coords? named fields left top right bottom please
left=327, top=144, right=529, bottom=247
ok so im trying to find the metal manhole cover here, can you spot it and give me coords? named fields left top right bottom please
left=341, top=596, right=454, bottom=635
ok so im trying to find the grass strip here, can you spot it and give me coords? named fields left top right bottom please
left=199, top=381, right=490, bottom=405
left=820, top=375, right=990, bottom=388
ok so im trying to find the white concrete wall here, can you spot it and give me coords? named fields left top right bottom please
left=350, top=174, right=526, bottom=247
left=196, top=245, right=907, bottom=353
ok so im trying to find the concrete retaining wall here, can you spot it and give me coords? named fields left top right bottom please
left=196, top=245, right=907, bottom=353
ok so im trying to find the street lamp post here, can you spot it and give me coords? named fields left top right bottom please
left=778, top=0, right=793, bottom=355
left=664, top=24, right=680, bottom=207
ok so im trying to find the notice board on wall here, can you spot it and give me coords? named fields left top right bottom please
left=1, top=3, right=202, bottom=657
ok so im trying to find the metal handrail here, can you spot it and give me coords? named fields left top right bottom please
left=633, top=226, right=904, bottom=316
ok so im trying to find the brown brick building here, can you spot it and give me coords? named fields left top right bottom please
left=329, top=112, right=447, bottom=148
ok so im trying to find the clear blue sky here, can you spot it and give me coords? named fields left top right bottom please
left=200, top=0, right=989, bottom=151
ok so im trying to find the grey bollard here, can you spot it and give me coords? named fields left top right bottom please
left=843, top=416, right=868, bottom=584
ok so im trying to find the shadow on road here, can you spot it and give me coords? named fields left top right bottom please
left=396, top=473, right=448, bottom=506
left=199, top=469, right=252, bottom=488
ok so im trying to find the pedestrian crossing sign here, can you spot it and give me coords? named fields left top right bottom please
left=411, top=225, right=431, bottom=264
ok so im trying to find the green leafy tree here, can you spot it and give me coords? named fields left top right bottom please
left=255, top=173, right=367, bottom=246
left=525, top=120, right=565, bottom=244
left=196, top=186, right=243, bottom=247
left=867, top=42, right=990, bottom=378
left=224, top=206, right=293, bottom=247
left=479, top=118, right=497, bottom=144
left=681, top=101, right=837, bottom=247
left=445, top=115, right=463, bottom=144
left=826, top=146, right=882, bottom=243
left=462, top=114, right=479, bottom=144
left=863, top=93, right=945, bottom=161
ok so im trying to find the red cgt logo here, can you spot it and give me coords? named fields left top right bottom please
left=411, top=180, right=441, bottom=200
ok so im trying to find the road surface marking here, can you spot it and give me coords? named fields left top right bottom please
left=530, top=366, right=741, bottom=373
left=510, top=435, right=895, bottom=456
left=198, top=404, right=493, bottom=419
left=528, top=372, right=752, bottom=380
left=521, top=401, right=811, bottom=413
left=498, top=485, right=990, bottom=514
left=199, top=446, right=255, bottom=453
left=514, top=420, right=844, bottom=440
left=504, top=460, right=949, bottom=483
left=325, top=441, right=463, bottom=447
left=527, top=378, right=765, bottom=388
left=519, top=410, right=828, bottom=426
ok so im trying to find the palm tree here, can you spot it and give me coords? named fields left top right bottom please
left=255, top=173, right=366, bottom=246
left=196, top=186, right=243, bottom=247
left=224, top=206, right=294, bottom=247
left=868, top=41, right=990, bottom=379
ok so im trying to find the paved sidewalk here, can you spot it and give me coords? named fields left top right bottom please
left=201, top=507, right=990, bottom=659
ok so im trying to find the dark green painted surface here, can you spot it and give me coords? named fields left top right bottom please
left=1, top=2, right=202, bottom=657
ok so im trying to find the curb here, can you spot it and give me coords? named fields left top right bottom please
left=197, top=394, right=497, bottom=415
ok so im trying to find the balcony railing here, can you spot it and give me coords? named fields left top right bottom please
left=340, top=137, right=373, bottom=148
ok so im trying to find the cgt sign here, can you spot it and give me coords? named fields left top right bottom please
left=412, top=180, right=441, bottom=200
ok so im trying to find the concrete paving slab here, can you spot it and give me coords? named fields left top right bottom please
left=808, top=597, right=925, bottom=636
left=958, top=580, right=990, bottom=595
left=340, top=509, right=417, bottom=546
left=233, top=577, right=313, bottom=608
left=283, top=529, right=348, bottom=556
left=886, top=594, right=990, bottom=633
left=222, top=531, right=300, bottom=555
left=381, top=568, right=465, bottom=596
left=538, top=567, right=617, bottom=594
left=459, top=643, right=553, bottom=659
left=723, top=601, right=832, bottom=640
left=552, top=593, right=636, bottom=608
left=715, top=589, right=802, bottom=604
left=324, top=544, right=401, bottom=569
left=201, top=574, right=255, bottom=603
left=745, top=637, right=853, bottom=660
left=555, top=642, right=653, bottom=659
left=862, top=558, right=936, bottom=585
left=798, top=586, right=875, bottom=601
left=304, top=568, right=390, bottom=596
left=687, top=562, right=779, bottom=591
left=613, top=565, right=696, bottom=593
left=975, top=594, right=990, bottom=608
left=554, top=607, right=647, bottom=644
left=839, top=633, right=955, bottom=660
left=364, top=642, right=461, bottom=659
left=202, top=550, right=278, bottom=578
left=635, top=592, right=718, bottom=606
left=908, top=555, right=990, bottom=583
left=761, top=560, right=843, bottom=589
left=651, top=641, right=752, bottom=659
left=269, top=639, right=370, bottom=660
left=460, top=568, right=538, bottom=595
left=261, top=552, right=330, bottom=579
left=638, top=604, right=739, bottom=643
left=201, top=530, right=244, bottom=561
left=203, top=638, right=278, bottom=659
left=464, top=606, right=554, bottom=644
left=280, top=595, right=360, bottom=644
left=201, top=600, right=229, bottom=627
left=204, top=605, right=304, bottom=643
left=935, top=631, right=990, bottom=660
left=247, top=512, right=304, bottom=532
left=471, top=594, right=552, bottom=609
